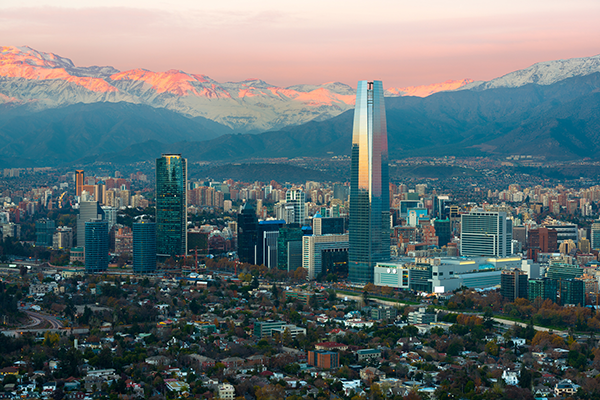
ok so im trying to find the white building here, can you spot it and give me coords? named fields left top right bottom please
left=460, top=210, right=512, bottom=257
left=302, top=234, right=349, bottom=279
left=218, top=383, right=235, bottom=400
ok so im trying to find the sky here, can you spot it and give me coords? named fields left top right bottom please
left=2, top=0, right=600, bottom=88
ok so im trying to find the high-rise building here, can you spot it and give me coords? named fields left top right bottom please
left=285, top=189, right=306, bottom=225
left=460, top=210, right=512, bottom=257
left=303, top=233, right=349, bottom=280
left=561, top=279, right=585, bottom=306
left=349, top=80, right=390, bottom=284
left=52, top=226, right=73, bottom=250
left=528, top=278, right=558, bottom=303
left=156, top=154, right=187, bottom=257
left=277, top=224, right=303, bottom=271
left=313, top=214, right=345, bottom=236
left=75, top=170, right=84, bottom=197
left=101, top=206, right=118, bottom=231
left=85, top=219, right=109, bottom=273
left=256, top=220, right=285, bottom=267
left=77, top=201, right=105, bottom=248
left=527, top=227, right=558, bottom=261
left=133, top=221, right=157, bottom=274
left=591, top=222, right=600, bottom=250
left=434, top=219, right=451, bottom=247
left=36, top=218, right=56, bottom=247
left=500, top=269, right=528, bottom=302
left=237, top=202, right=258, bottom=264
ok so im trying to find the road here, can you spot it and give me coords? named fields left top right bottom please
left=0, top=310, right=65, bottom=337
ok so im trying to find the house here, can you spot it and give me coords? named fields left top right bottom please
left=340, top=379, right=362, bottom=396
left=554, top=379, right=579, bottom=396
left=221, top=357, right=244, bottom=368
left=360, top=367, right=386, bottom=382
left=501, top=370, right=520, bottom=386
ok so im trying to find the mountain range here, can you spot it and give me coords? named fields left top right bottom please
left=2, top=46, right=600, bottom=167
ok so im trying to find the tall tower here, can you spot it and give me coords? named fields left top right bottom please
left=156, top=154, right=187, bottom=257
left=85, top=219, right=109, bottom=273
left=349, top=81, right=390, bottom=284
left=75, top=170, right=84, bottom=197
left=133, top=221, right=157, bottom=274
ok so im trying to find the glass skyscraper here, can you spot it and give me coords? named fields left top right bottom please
left=85, top=219, right=109, bottom=273
left=349, top=80, right=390, bottom=284
left=133, top=221, right=157, bottom=274
left=156, top=154, right=187, bottom=257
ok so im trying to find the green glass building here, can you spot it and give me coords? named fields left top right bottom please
left=156, top=154, right=187, bottom=257
left=349, top=80, right=390, bottom=284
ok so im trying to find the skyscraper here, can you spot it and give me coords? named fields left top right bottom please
left=77, top=201, right=105, bottom=248
left=156, top=154, right=187, bottom=257
left=75, top=170, right=84, bottom=197
left=85, top=219, right=109, bottom=273
left=349, top=80, right=390, bottom=284
left=237, top=202, right=258, bottom=264
left=133, top=221, right=157, bottom=274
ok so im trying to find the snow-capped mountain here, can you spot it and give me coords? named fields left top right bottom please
left=0, top=46, right=469, bottom=132
left=463, top=54, right=600, bottom=90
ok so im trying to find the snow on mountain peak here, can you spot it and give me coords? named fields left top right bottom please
left=385, top=79, right=474, bottom=97
left=463, top=54, right=600, bottom=91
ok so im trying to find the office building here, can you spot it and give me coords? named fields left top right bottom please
left=313, top=214, right=345, bottom=235
left=460, top=210, right=512, bottom=257
left=133, top=221, right=157, bottom=274
left=308, top=350, right=339, bottom=369
left=303, top=234, right=349, bottom=279
left=333, top=183, right=349, bottom=201
left=349, top=80, right=390, bottom=284
left=101, top=206, right=118, bottom=231
left=527, top=227, right=558, bottom=261
left=237, top=202, right=258, bottom=264
left=407, top=307, right=437, bottom=324
left=500, top=269, right=528, bottom=302
left=77, top=201, right=105, bottom=248
left=36, top=218, right=55, bottom=247
left=371, top=306, right=398, bottom=321
left=545, top=222, right=578, bottom=244
left=547, top=262, right=583, bottom=281
left=75, top=169, right=84, bottom=197
left=374, top=257, right=502, bottom=293
left=561, top=279, right=585, bottom=306
left=256, top=220, right=285, bottom=268
left=52, top=226, right=73, bottom=250
left=85, top=219, right=109, bottom=273
left=591, top=222, right=600, bottom=250
left=434, top=219, right=451, bottom=247
left=285, top=189, right=306, bottom=225
left=253, top=320, right=286, bottom=338
left=277, top=224, right=303, bottom=271
left=528, top=278, right=558, bottom=303
left=156, top=154, right=187, bottom=257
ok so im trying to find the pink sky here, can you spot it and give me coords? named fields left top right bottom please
left=1, top=0, right=600, bottom=87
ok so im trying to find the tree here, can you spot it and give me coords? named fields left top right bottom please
left=519, top=366, right=532, bottom=389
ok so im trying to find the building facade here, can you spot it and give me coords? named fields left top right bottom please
left=349, top=80, right=390, bottom=284
left=303, top=234, right=349, bottom=279
left=133, top=221, right=157, bottom=274
left=85, top=219, right=109, bottom=273
left=156, top=154, right=187, bottom=257
left=460, top=210, right=512, bottom=257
